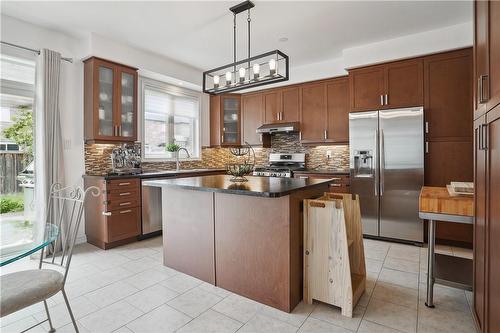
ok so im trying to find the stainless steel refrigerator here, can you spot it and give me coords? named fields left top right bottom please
left=349, top=107, right=424, bottom=243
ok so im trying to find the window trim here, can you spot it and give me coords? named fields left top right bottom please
left=139, top=76, right=202, bottom=162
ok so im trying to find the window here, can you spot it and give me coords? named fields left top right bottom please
left=141, top=78, right=201, bottom=160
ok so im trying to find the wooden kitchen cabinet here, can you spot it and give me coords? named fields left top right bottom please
left=424, top=141, right=473, bottom=187
left=473, top=105, right=500, bottom=333
left=210, top=94, right=241, bottom=147
left=349, top=59, right=423, bottom=112
left=84, top=57, right=138, bottom=143
left=473, top=3, right=500, bottom=330
left=349, top=66, right=385, bottom=112
left=326, top=77, right=350, bottom=143
left=84, top=177, right=141, bottom=249
left=280, top=87, right=300, bottom=123
left=424, top=48, right=473, bottom=141
left=474, top=0, right=500, bottom=120
left=293, top=172, right=350, bottom=193
left=385, top=59, right=423, bottom=109
left=241, top=93, right=264, bottom=145
left=264, top=91, right=281, bottom=123
left=300, top=82, right=327, bottom=143
left=473, top=116, right=487, bottom=331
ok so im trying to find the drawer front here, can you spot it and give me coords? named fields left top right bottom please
left=329, top=183, right=350, bottom=193
left=106, top=195, right=140, bottom=211
left=107, top=178, right=140, bottom=191
left=107, top=189, right=140, bottom=202
left=106, top=207, right=141, bottom=242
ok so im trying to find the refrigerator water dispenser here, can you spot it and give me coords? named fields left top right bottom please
left=353, top=150, right=374, bottom=178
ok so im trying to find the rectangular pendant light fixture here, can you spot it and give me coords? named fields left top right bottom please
left=203, top=50, right=289, bottom=94
left=203, top=1, right=289, bottom=95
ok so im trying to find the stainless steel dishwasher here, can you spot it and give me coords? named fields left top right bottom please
left=140, top=178, right=163, bottom=239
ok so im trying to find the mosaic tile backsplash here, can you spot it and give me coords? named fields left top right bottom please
left=84, top=133, right=350, bottom=175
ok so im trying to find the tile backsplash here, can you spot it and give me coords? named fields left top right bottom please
left=84, top=133, right=349, bottom=175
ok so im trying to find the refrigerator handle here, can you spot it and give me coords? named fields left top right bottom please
left=379, top=129, right=385, bottom=196
left=374, top=129, right=379, bottom=196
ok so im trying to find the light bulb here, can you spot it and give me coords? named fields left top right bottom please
left=239, top=67, right=246, bottom=83
left=213, top=75, right=219, bottom=89
left=269, top=59, right=276, bottom=75
left=225, top=71, right=232, bottom=85
left=252, top=63, right=260, bottom=79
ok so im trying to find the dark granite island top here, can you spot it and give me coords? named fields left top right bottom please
left=142, top=174, right=334, bottom=198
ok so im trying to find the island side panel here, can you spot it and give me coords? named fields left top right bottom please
left=162, top=187, right=215, bottom=284
left=214, top=193, right=291, bottom=312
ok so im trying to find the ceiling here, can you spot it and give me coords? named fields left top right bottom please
left=1, top=1, right=472, bottom=71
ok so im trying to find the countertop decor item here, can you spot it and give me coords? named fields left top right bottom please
left=226, top=142, right=255, bottom=182
left=202, top=1, right=289, bottom=94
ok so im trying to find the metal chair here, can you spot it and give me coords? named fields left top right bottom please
left=0, top=183, right=99, bottom=332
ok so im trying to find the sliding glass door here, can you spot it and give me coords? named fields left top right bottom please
left=0, top=50, right=37, bottom=255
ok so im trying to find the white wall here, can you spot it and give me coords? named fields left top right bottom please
left=342, top=22, right=473, bottom=69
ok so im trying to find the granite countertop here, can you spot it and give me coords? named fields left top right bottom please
left=84, top=168, right=227, bottom=180
left=142, top=175, right=332, bottom=198
left=295, top=169, right=350, bottom=175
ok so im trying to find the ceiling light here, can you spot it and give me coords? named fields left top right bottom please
left=278, top=37, right=288, bottom=42
left=203, top=0, right=289, bottom=94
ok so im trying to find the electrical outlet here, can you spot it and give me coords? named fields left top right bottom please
left=326, top=150, right=332, bottom=159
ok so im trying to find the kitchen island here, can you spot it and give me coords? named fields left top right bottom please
left=143, top=175, right=332, bottom=312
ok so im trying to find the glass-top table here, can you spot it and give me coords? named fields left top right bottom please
left=0, top=224, right=59, bottom=267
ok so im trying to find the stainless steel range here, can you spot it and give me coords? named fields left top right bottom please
left=253, top=153, right=306, bottom=178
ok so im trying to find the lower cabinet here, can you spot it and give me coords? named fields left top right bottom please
left=84, top=177, right=141, bottom=249
left=293, top=172, right=350, bottom=193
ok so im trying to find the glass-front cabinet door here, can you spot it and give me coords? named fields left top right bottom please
left=118, top=68, right=137, bottom=140
left=221, top=96, right=241, bottom=146
left=84, top=57, right=137, bottom=142
left=97, top=64, right=115, bottom=137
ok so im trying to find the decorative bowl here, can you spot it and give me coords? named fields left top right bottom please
left=226, top=163, right=254, bottom=182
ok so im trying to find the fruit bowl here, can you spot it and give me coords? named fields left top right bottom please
left=226, top=163, right=254, bottom=182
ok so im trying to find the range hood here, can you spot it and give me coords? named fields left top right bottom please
left=256, top=122, right=300, bottom=134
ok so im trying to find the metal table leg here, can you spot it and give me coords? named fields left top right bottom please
left=426, top=219, right=435, bottom=308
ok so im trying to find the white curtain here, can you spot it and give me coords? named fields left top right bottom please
left=34, top=49, right=65, bottom=241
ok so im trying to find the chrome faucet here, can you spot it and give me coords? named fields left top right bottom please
left=176, top=148, right=190, bottom=171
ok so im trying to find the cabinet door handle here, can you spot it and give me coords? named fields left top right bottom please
left=324, top=130, right=327, bottom=140
left=299, top=176, right=309, bottom=179
left=120, top=209, right=132, bottom=214
left=425, top=141, right=429, bottom=154
left=118, top=182, right=131, bottom=186
left=119, top=192, right=131, bottom=196
left=119, top=202, right=131, bottom=206
left=478, top=75, right=489, bottom=104
left=119, top=126, right=122, bottom=136
left=481, top=124, right=488, bottom=150
left=385, top=94, right=388, bottom=105
left=221, top=135, right=224, bottom=143
left=299, top=131, right=302, bottom=141
left=330, top=184, right=342, bottom=187
left=425, top=122, right=429, bottom=134
left=102, top=211, right=112, bottom=216
left=380, top=95, right=384, bottom=106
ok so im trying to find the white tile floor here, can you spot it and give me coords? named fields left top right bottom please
left=0, top=237, right=476, bottom=333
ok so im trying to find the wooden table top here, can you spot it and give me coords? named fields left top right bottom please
left=419, top=186, right=473, bottom=217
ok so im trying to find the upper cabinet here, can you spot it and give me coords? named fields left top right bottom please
left=84, top=57, right=138, bottom=143
left=326, top=77, right=350, bottom=143
left=300, top=82, right=327, bottom=143
left=474, top=0, right=500, bottom=119
left=210, top=94, right=241, bottom=147
left=299, top=77, right=350, bottom=144
left=280, top=87, right=300, bottom=123
left=349, top=59, right=423, bottom=112
left=263, top=91, right=281, bottom=123
left=424, top=48, right=473, bottom=141
left=241, top=93, right=264, bottom=145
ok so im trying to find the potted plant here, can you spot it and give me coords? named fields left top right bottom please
left=165, top=143, right=180, bottom=159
